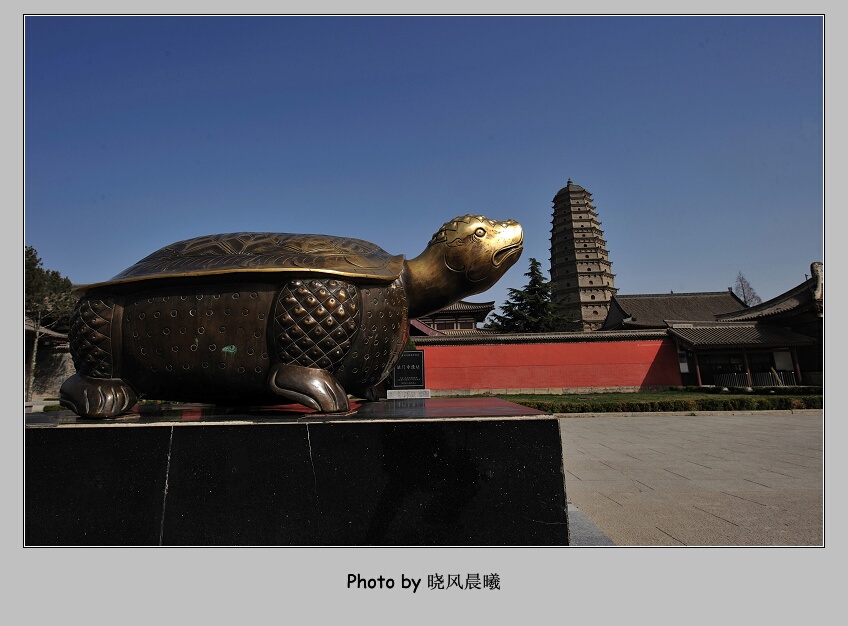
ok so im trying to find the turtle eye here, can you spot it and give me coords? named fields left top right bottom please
left=474, top=228, right=486, bottom=238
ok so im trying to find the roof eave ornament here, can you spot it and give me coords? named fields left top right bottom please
left=810, top=262, right=823, bottom=304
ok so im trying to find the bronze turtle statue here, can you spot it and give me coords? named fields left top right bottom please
left=60, top=214, right=523, bottom=418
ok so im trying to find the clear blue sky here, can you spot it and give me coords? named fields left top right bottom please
left=24, top=15, right=824, bottom=311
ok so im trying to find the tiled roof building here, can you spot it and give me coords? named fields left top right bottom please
left=412, top=300, right=496, bottom=336
left=603, top=291, right=747, bottom=330
left=601, top=263, right=823, bottom=386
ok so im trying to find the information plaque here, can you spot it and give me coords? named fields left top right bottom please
left=391, top=350, right=425, bottom=389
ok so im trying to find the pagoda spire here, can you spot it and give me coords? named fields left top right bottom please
left=549, top=180, right=617, bottom=331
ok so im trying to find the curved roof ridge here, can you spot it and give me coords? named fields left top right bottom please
left=718, top=263, right=823, bottom=321
left=616, top=291, right=736, bottom=298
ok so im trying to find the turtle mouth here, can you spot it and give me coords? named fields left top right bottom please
left=492, top=235, right=524, bottom=268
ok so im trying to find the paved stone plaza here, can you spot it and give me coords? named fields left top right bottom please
left=559, top=411, right=824, bottom=546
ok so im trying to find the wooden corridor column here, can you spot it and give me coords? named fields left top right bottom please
left=693, top=352, right=702, bottom=386
left=791, top=347, right=803, bottom=385
left=742, top=351, right=753, bottom=387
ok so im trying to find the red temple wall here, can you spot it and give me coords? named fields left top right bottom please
left=417, top=339, right=681, bottom=392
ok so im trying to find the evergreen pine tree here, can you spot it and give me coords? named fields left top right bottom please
left=25, top=246, right=75, bottom=401
left=486, top=258, right=574, bottom=332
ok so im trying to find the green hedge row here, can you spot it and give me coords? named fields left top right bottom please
left=681, top=386, right=823, bottom=396
left=516, top=396, right=823, bottom=414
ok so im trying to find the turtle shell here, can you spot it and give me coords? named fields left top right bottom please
left=76, top=232, right=406, bottom=292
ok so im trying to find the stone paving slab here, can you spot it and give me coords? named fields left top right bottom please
left=559, top=411, right=824, bottom=547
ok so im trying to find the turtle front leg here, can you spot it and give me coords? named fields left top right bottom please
left=59, top=374, right=138, bottom=419
left=268, top=364, right=350, bottom=412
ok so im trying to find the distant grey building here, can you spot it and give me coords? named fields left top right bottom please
left=602, top=291, right=748, bottom=330
left=549, top=179, right=617, bottom=331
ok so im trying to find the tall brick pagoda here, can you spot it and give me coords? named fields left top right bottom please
left=549, top=179, right=617, bottom=331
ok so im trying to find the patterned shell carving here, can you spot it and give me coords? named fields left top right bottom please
left=81, top=232, right=406, bottom=290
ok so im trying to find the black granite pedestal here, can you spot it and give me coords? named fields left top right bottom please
left=25, top=398, right=569, bottom=546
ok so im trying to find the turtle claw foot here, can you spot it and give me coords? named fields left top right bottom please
left=59, top=374, right=138, bottom=419
left=269, top=364, right=350, bottom=413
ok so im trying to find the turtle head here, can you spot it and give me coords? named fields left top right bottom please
left=406, top=214, right=523, bottom=317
